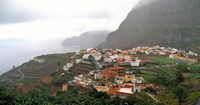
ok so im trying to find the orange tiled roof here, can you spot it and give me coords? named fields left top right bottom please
left=95, top=86, right=109, bottom=92
left=136, top=83, right=154, bottom=89
left=101, top=71, right=117, bottom=78
left=101, top=67, right=125, bottom=78
left=108, top=87, right=119, bottom=95
left=104, top=82, right=113, bottom=87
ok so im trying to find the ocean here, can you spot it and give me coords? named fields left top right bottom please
left=0, top=39, right=78, bottom=75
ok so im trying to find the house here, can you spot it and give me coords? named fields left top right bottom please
left=89, top=70, right=99, bottom=76
left=92, top=52, right=102, bottom=61
left=134, top=85, right=141, bottom=93
left=108, top=87, right=119, bottom=96
left=159, top=52, right=166, bottom=55
left=133, top=77, right=145, bottom=83
left=130, top=60, right=141, bottom=67
left=33, top=57, right=45, bottom=63
left=94, top=73, right=102, bottom=80
left=116, top=57, right=124, bottom=62
left=62, top=84, right=68, bottom=92
left=124, top=55, right=132, bottom=62
left=94, top=86, right=109, bottom=92
left=118, top=62, right=131, bottom=67
left=74, top=75, right=93, bottom=87
left=104, top=57, right=113, bottom=63
left=114, top=76, right=124, bottom=84
left=110, top=54, right=119, bottom=60
left=100, top=67, right=125, bottom=81
left=82, top=54, right=90, bottom=59
left=50, top=83, right=68, bottom=96
left=169, top=54, right=198, bottom=64
left=169, top=54, right=175, bottom=59
left=121, top=50, right=129, bottom=55
left=76, top=59, right=82, bottom=64
left=188, top=51, right=198, bottom=56
left=104, top=82, right=113, bottom=87
left=124, top=75, right=135, bottom=83
left=116, top=83, right=135, bottom=99
left=63, top=63, right=73, bottom=71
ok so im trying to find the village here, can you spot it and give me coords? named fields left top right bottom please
left=1, top=45, right=200, bottom=105
left=58, top=46, right=198, bottom=99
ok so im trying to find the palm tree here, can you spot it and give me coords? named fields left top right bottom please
left=174, top=86, right=187, bottom=105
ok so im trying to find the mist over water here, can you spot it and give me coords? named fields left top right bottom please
left=0, top=39, right=78, bottom=75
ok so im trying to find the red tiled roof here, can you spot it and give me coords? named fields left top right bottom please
left=120, top=83, right=134, bottom=88
left=116, top=58, right=124, bottom=62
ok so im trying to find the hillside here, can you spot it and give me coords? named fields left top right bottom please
left=99, top=0, right=200, bottom=52
left=62, top=31, right=110, bottom=49
left=0, top=53, right=74, bottom=86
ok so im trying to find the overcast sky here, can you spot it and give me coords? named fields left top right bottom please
left=0, top=0, right=140, bottom=40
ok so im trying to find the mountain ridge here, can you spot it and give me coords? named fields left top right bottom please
left=99, top=0, right=200, bottom=52
left=62, top=31, right=110, bottom=49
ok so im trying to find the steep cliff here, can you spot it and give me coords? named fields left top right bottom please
left=100, top=0, right=200, bottom=52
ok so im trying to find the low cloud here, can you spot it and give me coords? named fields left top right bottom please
left=135, top=0, right=156, bottom=8
left=0, top=0, right=42, bottom=24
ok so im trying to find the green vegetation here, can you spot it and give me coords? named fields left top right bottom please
left=189, top=74, right=200, bottom=79
left=0, top=85, right=165, bottom=105
left=0, top=53, right=74, bottom=86
left=1, top=51, right=200, bottom=105
left=139, top=70, right=158, bottom=82
left=174, top=85, right=188, bottom=105
left=187, top=92, right=200, bottom=104
left=52, top=72, right=74, bottom=84
left=149, top=56, right=180, bottom=65
left=20, top=77, right=38, bottom=85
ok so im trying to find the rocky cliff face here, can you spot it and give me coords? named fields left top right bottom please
left=99, top=0, right=200, bottom=52
left=62, top=31, right=109, bottom=49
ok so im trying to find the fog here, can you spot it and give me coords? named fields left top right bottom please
left=0, top=0, right=142, bottom=74
left=0, top=39, right=78, bottom=74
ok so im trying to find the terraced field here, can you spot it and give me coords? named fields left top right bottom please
left=69, top=60, right=96, bottom=75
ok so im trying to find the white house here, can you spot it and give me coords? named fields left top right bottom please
left=76, top=59, right=82, bottom=64
left=33, top=57, right=45, bottom=63
left=169, top=54, right=175, bottom=59
left=104, top=57, right=113, bottom=63
left=82, top=54, right=90, bottom=59
left=134, top=77, right=145, bottom=83
left=92, top=53, right=102, bottom=61
left=114, top=76, right=124, bottom=84
left=89, top=70, right=99, bottom=76
left=134, top=85, right=141, bottom=93
left=94, top=73, right=102, bottom=80
left=130, top=60, right=141, bottom=67
left=110, top=54, right=119, bottom=60
left=63, top=63, right=73, bottom=71
left=188, top=51, right=198, bottom=56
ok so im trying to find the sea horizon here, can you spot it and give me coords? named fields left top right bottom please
left=0, top=39, right=79, bottom=75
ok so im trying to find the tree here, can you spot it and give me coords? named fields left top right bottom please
left=175, top=71, right=184, bottom=84
left=174, top=85, right=187, bottom=105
